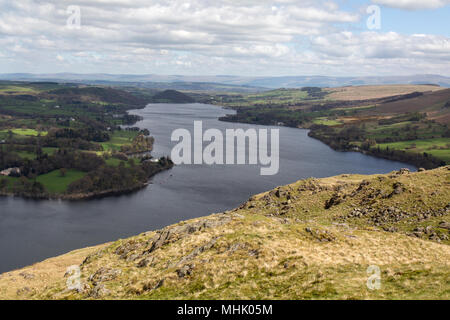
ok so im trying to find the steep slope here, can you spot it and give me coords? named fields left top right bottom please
left=366, top=88, right=450, bottom=124
left=0, top=167, right=449, bottom=300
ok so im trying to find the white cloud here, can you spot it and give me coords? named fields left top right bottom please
left=372, top=0, right=450, bottom=10
left=0, top=1, right=448, bottom=76
left=306, top=31, right=450, bottom=75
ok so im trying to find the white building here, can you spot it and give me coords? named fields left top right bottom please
left=0, top=167, right=20, bottom=176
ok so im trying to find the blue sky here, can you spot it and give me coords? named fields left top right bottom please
left=352, top=1, right=450, bottom=36
left=0, top=0, right=448, bottom=76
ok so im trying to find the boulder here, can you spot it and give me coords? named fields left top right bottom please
left=439, top=221, right=450, bottom=230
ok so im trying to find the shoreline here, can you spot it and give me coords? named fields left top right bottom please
left=0, top=164, right=173, bottom=201
left=218, top=115, right=440, bottom=170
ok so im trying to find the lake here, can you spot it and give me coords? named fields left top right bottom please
left=0, top=103, right=415, bottom=273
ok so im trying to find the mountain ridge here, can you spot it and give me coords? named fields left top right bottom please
left=2, top=73, right=450, bottom=89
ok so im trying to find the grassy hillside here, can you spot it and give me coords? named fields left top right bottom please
left=324, top=85, right=443, bottom=101
left=1, top=167, right=448, bottom=300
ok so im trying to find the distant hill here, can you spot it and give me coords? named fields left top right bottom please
left=48, top=86, right=148, bottom=106
left=246, top=75, right=450, bottom=89
left=141, top=82, right=264, bottom=93
left=151, top=90, right=195, bottom=103
left=1, top=73, right=449, bottom=89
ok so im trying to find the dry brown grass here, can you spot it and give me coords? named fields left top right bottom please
left=0, top=244, right=107, bottom=300
left=325, top=85, right=444, bottom=101
left=369, top=88, right=450, bottom=116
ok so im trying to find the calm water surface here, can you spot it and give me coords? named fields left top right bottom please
left=0, top=103, right=415, bottom=273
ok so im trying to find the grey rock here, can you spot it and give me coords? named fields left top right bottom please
left=137, top=256, right=155, bottom=268
left=89, top=284, right=110, bottom=298
left=439, top=221, right=450, bottom=230
left=88, top=268, right=122, bottom=285
left=145, top=216, right=231, bottom=255
left=175, top=237, right=219, bottom=267
left=176, top=264, right=194, bottom=278
left=19, top=272, right=35, bottom=280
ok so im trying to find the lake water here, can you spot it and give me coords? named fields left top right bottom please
left=0, top=103, right=415, bottom=273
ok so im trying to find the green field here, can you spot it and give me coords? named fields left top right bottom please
left=42, top=147, right=58, bottom=155
left=0, top=128, right=48, bottom=136
left=312, top=117, right=342, bottom=126
left=0, top=86, right=38, bottom=95
left=105, top=157, right=130, bottom=167
left=14, top=151, right=36, bottom=160
left=378, top=138, right=450, bottom=163
left=215, top=89, right=311, bottom=107
left=4, top=146, right=58, bottom=160
left=100, top=131, right=138, bottom=153
left=36, top=169, right=87, bottom=194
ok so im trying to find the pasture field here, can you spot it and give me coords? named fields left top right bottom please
left=100, top=131, right=139, bottom=153
left=217, top=89, right=310, bottom=107
left=2, top=146, right=59, bottom=161
left=378, top=138, right=450, bottom=163
left=105, top=157, right=130, bottom=167
left=0, top=85, right=38, bottom=95
left=42, top=147, right=58, bottom=155
left=14, top=151, right=35, bottom=160
left=35, top=169, right=87, bottom=194
left=0, top=128, right=48, bottom=136
left=312, top=117, right=342, bottom=126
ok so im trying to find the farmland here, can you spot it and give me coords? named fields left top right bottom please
left=100, top=130, right=139, bottom=153
left=0, top=128, right=47, bottom=136
left=378, top=138, right=450, bottom=163
left=35, top=169, right=87, bottom=194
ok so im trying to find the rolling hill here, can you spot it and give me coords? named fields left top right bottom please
left=2, top=73, right=450, bottom=89
left=366, top=88, right=450, bottom=125
left=151, top=90, right=196, bottom=103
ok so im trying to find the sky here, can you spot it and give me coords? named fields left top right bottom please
left=0, top=0, right=449, bottom=77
